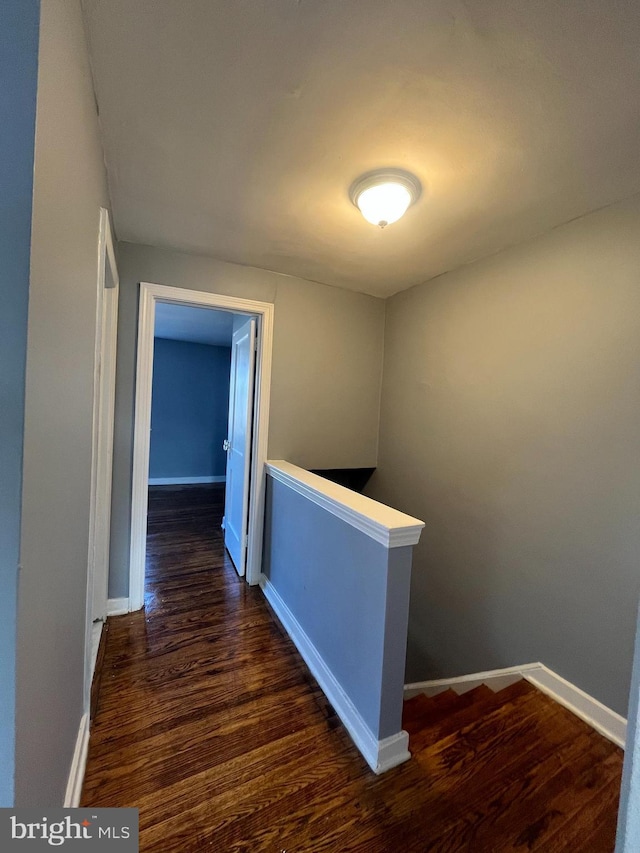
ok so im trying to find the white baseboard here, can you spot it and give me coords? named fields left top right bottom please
left=261, top=577, right=410, bottom=774
left=64, top=713, right=90, bottom=807
left=148, top=476, right=226, bottom=485
left=405, top=662, right=627, bottom=749
left=107, top=597, right=130, bottom=616
left=525, top=665, right=627, bottom=749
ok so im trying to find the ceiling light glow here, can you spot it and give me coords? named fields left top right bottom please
left=350, top=169, right=421, bottom=229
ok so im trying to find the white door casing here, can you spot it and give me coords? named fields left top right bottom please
left=84, top=207, right=119, bottom=713
left=129, top=283, right=274, bottom=611
left=224, top=318, right=256, bottom=575
left=91, top=253, right=119, bottom=622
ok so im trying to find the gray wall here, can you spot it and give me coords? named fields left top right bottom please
left=15, top=0, right=110, bottom=805
left=368, top=194, right=640, bottom=715
left=0, top=0, right=39, bottom=808
left=263, top=475, right=411, bottom=740
left=109, top=242, right=385, bottom=598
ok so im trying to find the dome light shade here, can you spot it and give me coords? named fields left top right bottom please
left=357, top=183, right=412, bottom=227
left=350, top=169, right=421, bottom=228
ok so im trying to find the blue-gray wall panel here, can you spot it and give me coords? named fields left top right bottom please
left=149, top=339, right=230, bottom=479
left=379, top=546, right=412, bottom=738
left=616, top=604, right=640, bottom=851
left=0, top=0, right=40, bottom=807
left=264, top=477, right=409, bottom=739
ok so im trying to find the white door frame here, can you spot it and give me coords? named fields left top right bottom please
left=128, top=282, right=274, bottom=611
left=83, top=207, right=119, bottom=713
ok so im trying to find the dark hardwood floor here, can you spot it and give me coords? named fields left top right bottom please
left=82, top=484, right=623, bottom=851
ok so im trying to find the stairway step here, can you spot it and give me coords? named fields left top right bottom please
left=427, top=684, right=495, bottom=723
left=402, top=693, right=438, bottom=728
left=403, top=692, right=433, bottom=710
left=493, top=677, right=535, bottom=702
left=403, top=689, right=459, bottom=731
left=431, top=688, right=461, bottom=708
left=404, top=679, right=535, bottom=741
left=414, top=689, right=465, bottom=724
left=408, top=680, right=532, bottom=752
left=404, top=685, right=494, bottom=739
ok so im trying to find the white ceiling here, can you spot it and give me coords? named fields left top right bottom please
left=83, top=0, right=640, bottom=298
left=154, top=303, right=233, bottom=347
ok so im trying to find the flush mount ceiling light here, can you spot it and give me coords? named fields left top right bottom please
left=349, top=168, right=422, bottom=229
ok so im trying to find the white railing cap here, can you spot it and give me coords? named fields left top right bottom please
left=265, top=460, right=424, bottom=549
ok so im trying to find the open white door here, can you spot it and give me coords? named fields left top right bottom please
left=224, top=317, right=256, bottom=575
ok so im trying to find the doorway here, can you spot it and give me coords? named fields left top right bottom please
left=149, top=303, right=256, bottom=578
left=128, top=283, right=273, bottom=611
left=84, top=208, right=119, bottom=713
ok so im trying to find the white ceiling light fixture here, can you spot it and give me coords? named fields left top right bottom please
left=349, top=168, right=422, bottom=229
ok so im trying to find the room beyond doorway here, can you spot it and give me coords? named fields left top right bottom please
left=150, top=309, right=232, bottom=489
left=128, top=283, right=274, bottom=611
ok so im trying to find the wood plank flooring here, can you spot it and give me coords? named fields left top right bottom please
left=82, top=484, right=623, bottom=851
